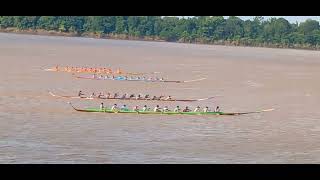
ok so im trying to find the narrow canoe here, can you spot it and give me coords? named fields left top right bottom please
left=68, top=103, right=274, bottom=116
left=49, top=91, right=215, bottom=102
left=75, top=75, right=206, bottom=83
left=42, top=67, right=159, bottom=76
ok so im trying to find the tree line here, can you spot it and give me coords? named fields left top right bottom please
left=1, top=16, right=320, bottom=50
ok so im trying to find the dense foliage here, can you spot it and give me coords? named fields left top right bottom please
left=1, top=16, right=320, bottom=49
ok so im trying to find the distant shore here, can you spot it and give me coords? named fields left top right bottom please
left=0, top=28, right=166, bottom=43
left=1, top=28, right=319, bottom=51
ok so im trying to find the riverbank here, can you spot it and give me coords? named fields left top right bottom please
left=1, top=28, right=319, bottom=51
left=0, top=28, right=166, bottom=43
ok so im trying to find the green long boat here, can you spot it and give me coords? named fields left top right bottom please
left=69, top=103, right=274, bottom=116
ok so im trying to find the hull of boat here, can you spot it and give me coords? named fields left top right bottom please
left=49, top=91, right=215, bottom=102
left=76, top=76, right=206, bottom=83
left=43, top=68, right=156, bottom=76
left=74, top=108, right=227, bottom=115
left=68, top=103, right=274, bottom=116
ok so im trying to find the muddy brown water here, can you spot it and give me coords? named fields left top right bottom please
left=0, top=32, right=320, bottom=163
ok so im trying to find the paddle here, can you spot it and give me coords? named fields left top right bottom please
left=182, top=77, right=207, bottom=83
left=238, top=108, right=275, bottom=115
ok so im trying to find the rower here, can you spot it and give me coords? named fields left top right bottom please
left=54, top=65, right=59, bottom=71
left=133, top=105, right=139, bottom=111
left=145, top=94, right=150, bottom=99
left=163, top=106, right=169, bottom=112
left=114, top=93, right=119, bottom=98
left=121, top=105, right=128, bottom=111
left=142, top=105, right=148, bottom=112
left=111, top=104, right=118, bottom=111
left=99, top=103, right=104, bottom=110
left=90, top=92, right=96, bottom=98
left=136, top=94, right=142, bottom=100
left=174, top=106, right=180, bottom=112
left=121, top=93, right=127, bottom=99
left=154, top=105, right=161, bottom=112
left=158, top=95, right=164, bottom=100
left=152, top=96, right=157, bottom=100
left=97, top=92, right=104, bottom=98
left=106, top=92, right=111, bottom=98
left=164, top=96, right=172, bottom=100
left=160, top=77, right=164, bottom=81
left=194, top=106, right=201, bottom=112
left=129, top=94, right=135, bottom=99
left=215, top=106, right=220, bottom=112
left=116, top=68, right=122, bottom=74
left=78, top=90, right=85, bottom=97
left=183, top=106, right=191, bottom=112
left=203, top=106, right=209, bottom=112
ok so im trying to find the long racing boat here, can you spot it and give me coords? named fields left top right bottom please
left=75, top=75, right=207, bottom=83
left=49, top=91, right=215, bottom=102
left=42, top=66, right=159, bottom=76
left=68, top=102, right=275, bottom=116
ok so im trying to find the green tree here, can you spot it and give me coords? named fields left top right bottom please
left=299, top=19, right=319, bottom=35
left=224, top=16, right=244, bottom=39
left=115, top=16, right=127, bottom=33
left=0, top=16, right=15, bottom=28
left=37, top=16, right=59, bottom=30
left=13, top=16, right=39, bottom=29
left=0, top=16, right=320, bottom=50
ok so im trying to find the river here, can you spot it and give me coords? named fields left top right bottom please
left=0, top=32, right=320, bottom=163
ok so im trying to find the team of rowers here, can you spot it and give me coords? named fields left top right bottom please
left=92, top=74, right=164, bottom=81
left=99, top=103, right=221, bottom=113
left=52, top=65, right=124, bottom=74
left=78, top=91, right=173, bottom=100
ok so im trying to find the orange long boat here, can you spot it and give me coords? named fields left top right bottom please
left=42, top=66, right=159, bottom=75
